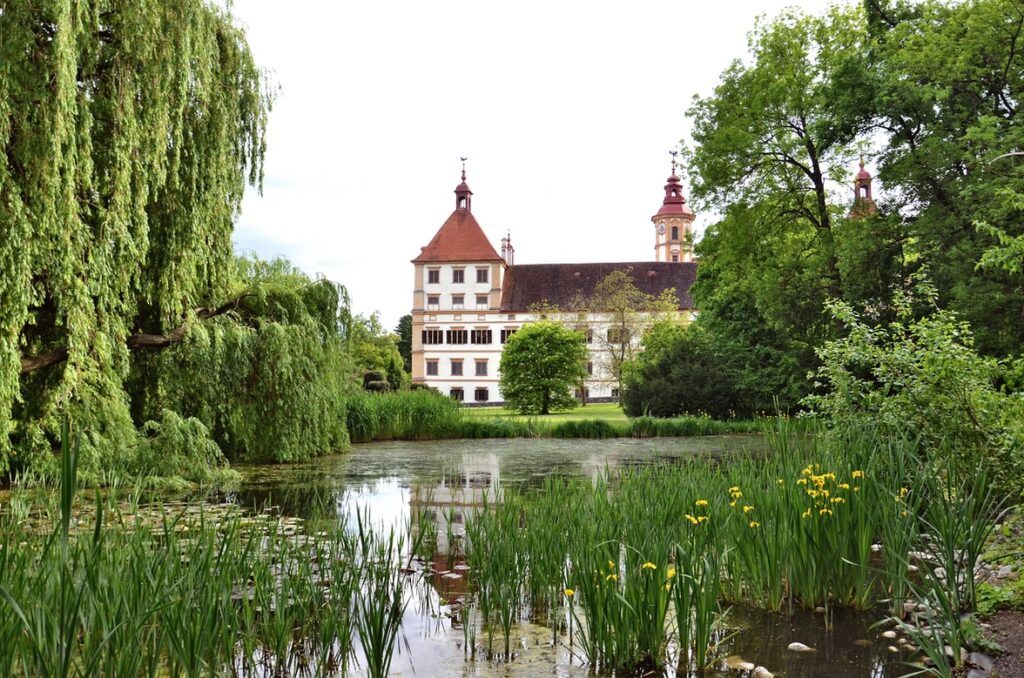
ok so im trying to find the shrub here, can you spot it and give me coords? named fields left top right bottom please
left=806, top=295, right=1024, bottom=497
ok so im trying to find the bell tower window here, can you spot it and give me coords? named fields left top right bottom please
left=671, top=226, right=679, bottom=240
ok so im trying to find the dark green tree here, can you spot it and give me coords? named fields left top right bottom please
left=395, top=314, right=413, bottom=373
left=866, top=0, right=1024, bottom=355
left=499, top=322, right=587, bottom=415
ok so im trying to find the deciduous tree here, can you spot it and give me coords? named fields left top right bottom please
left=499, top=322, right=587, bottom=415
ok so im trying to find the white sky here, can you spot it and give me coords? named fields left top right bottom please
left=231, top=0, right=839, bottom=329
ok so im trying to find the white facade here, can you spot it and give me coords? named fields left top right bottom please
left=411, top=167, right=696, bottom=405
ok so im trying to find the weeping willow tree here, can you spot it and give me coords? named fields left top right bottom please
left=134, top=257, right=354, bottom=464
left=0, top=1, right=272, bottom=476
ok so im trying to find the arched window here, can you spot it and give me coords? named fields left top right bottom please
left=671, top=226, right=679, bottom=240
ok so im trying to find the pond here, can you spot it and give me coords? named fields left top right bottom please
left=232, top=436, right=911, bottom=677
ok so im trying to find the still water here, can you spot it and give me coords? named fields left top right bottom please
left=233, top=437, right=910, bottom=678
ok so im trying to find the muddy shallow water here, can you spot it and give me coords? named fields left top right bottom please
left=231, top=436, right=911, bottom=677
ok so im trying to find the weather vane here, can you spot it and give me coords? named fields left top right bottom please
left=460, top=156, right=468, bottom=180
left=669, top=149, right=678, bottom=174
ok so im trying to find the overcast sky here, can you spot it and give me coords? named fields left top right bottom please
left=230, top=0, right=839, bottom=328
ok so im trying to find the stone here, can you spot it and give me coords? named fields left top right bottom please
left=814, top=606, right=826, bottom=614
left=723, top=656, right=755, bottom=671
left=935, top=567, right=946, bottom=579
left=888, top=645, right=900, bottom=653
left=907, top=564, right=919, bottom=573
left=853, top=639, right=873, bottom=646
left=871, top=543, right=883, bottom=553
left=787, top=642, right=815, bottom=653
left=997, top=565, right=1014, bottom=579
left=881, top=630, right=897, bottom=639
left=967, top=671, right=987, bottom=678
left=752, top=667, right=774, bottom=678
left=968, top=652, right=994, bottom=671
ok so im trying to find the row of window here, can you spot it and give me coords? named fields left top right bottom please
left=426, top=358, right=489, bottom=377
left=427, top=268, right=489, bottom=284
left=426, top=294, right=489, bottom=310
left=422, top=328, right=517, bottom=345
left=422, top=327, right=625, bottom=345
left=447, top=386, right=619, bottom=403
left=450, top=387, right=489, bottom=402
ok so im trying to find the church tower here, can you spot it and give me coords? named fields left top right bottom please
left=651, top=155, right=695, bottom=263
left=848, top=158, right=878, bottom=218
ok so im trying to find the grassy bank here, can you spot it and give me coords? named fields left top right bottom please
left=346, top=391, right=786, bottom=443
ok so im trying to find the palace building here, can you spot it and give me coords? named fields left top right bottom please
left=410, top=163, right=699, bottom=404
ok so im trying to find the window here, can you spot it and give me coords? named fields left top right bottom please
left=475, top=359, right=488, bottom=376
left=426, top=360, right=438, bottom=376
left=471, top=329, right=492, bottom=345
left=608, top=327, right=626, bottom=344
left=451, top=294, right=464, bottom=310
left=575, top=388, right=590, bottom=400
left=671, top=254, right=679, bottom=263
left=450, top=388, right=464, bottom=402
left=427, top=268, right=440, bottom=284
left=611, top=388, right=620, bottom=399
left=476, top=294, right=489, bottom=309
left=422, top=329, right=443, bottom=344
left=427, top=295, right=439, bottom=310
left=500, top=328, right=517, bottom=344
left=475, top=387, right=489, bottom=402
left=450, top=359, right=463, bottom=376
left=507, top=314, right=517, bottom=321
left=476, top=268, right=488, bottom=284
left=452, top=268, right=465, bottom=283
left=671, top=226, right=679, bottom=240
left=586, top=329, right=593, bottom=343
left=587, top=361, right=593, bottom=376
left=446, top=328, right=468, bottom=344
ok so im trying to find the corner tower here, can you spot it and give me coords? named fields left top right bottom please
left=651, top=156, right=695, bottom=263
left=848, top=158, right=878, bottom=218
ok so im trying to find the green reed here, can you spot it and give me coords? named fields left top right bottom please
left=0, top=422, right=424, bottom=678
left=455, top=420, right=996, bottom=674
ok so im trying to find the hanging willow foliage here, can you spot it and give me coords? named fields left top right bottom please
left=133, top=257, right=354, bottom=464
left=0, top=0, right=270, bottom=474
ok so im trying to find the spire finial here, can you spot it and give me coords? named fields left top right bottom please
left=460, top=156, right=467, bottom=182
left=859, top=154, right=865, bottom=170
left=669, top=149, right=678, bottom=176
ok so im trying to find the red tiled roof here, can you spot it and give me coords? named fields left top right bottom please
left=412, top=209, right=503, bottom=263
left=500, top=262, right=697, bottom=312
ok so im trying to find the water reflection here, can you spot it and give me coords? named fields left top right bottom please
left=230, top=436, right=908, bottom=677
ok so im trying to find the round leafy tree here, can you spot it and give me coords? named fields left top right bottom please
left=499, top=321, right=587, bottom=415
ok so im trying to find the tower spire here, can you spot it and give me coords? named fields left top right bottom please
left=455, top=157, right=472, bottom=211
left=652, top=151, right=695, bottom=263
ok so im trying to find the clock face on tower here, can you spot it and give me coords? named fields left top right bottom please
left=658, top=223, right=665, bottom=234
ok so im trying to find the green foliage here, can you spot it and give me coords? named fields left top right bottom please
left=136, top=257, right=352, bottom=463
left=346, top=390, right=462, bottom=443
left=623, top=323, right=746, bottom=419
left=806, top=290, right=1024, bottom=496
left=394, top=314, right=413, bottom=374
left=1, top=1, right=270, bottom=475
left=868, top=0, right=1024, bottom=356
left=588, top=268, right=679, bottom=398
left=499, top=321, right=588, bottom=415
left=348, top=313, right=408, bottom=391
left=133, top=410, right=235, bottom=486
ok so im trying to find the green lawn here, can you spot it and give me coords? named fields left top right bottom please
left=461, top=402, right=627, bottom=422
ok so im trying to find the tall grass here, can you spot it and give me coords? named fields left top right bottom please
left=344, top=390, right=795, bottom=443
left=454, top=420, right=1000, bottom=674
left=0, top=422, right=413, bottom=677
